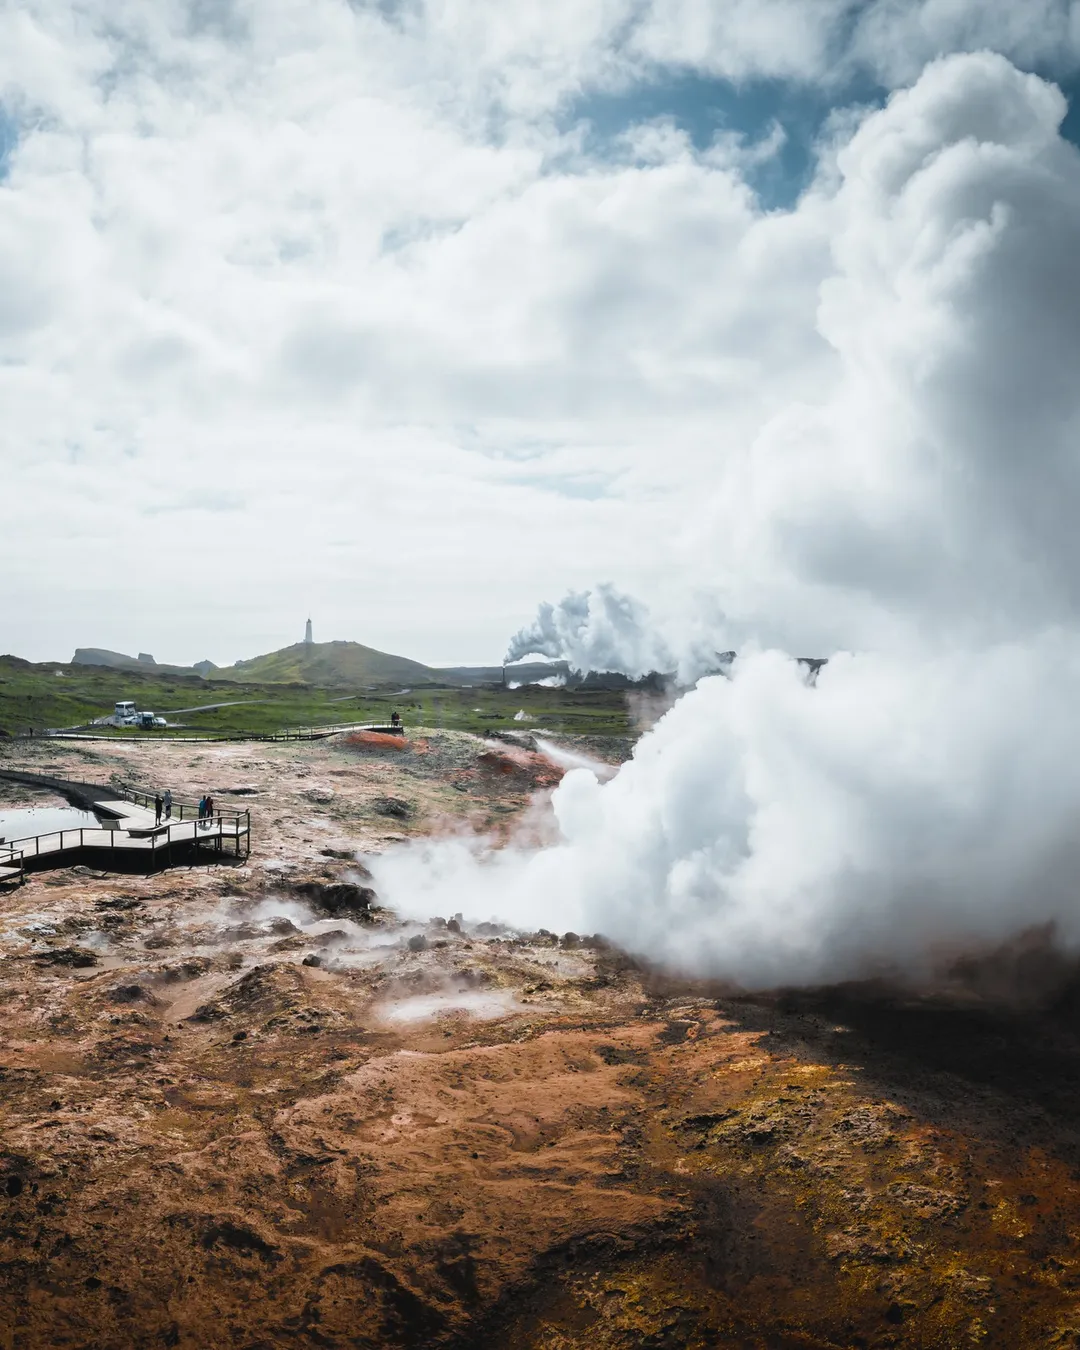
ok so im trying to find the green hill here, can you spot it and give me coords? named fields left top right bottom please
left=216, top=640, right=439, bottom=688
left=68, top=640, right=572, bottom=692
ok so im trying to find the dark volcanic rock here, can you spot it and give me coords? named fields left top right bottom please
left=109, top=984, right=157, bottom=1005
left=371, top=796, right=413, bottom=819
left=34, top=947, right=98, bottom=968
left=291, top=881, right=376, bottom=921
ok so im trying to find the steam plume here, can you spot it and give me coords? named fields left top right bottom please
left=374, top=54, right=1080, bottom=987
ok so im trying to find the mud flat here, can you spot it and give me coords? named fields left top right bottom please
left=4, top=734, right=1080, bottom=1347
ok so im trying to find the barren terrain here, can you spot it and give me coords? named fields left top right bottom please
left=4, top=733, right=1080, bottom=1348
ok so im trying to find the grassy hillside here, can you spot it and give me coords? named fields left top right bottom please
left=0, top=656, right=632, bottom=738
left=216, top=640, right=439, bottom=687
left=69, top=641, right=576, bottom=692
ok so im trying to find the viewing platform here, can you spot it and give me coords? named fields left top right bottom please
left=0, top=773, right=250, bottom=877
left=0, top=848, right=24, bottom=889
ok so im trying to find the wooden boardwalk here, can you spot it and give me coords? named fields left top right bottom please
left=0, top=776, right=250, bottom=877
left=0, top=849, right=24, bottom=888
left=37, top=722, right=404, bottom=744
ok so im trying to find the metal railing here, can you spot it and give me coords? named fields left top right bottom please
left=0, top=812, right=250, bottom=873
left=260, top=721, right=405, bottom=741
left=35, top=720, right=405, bottom=743
left=114, top=782, right=250, bottom=825
left=0, top=848, right=25, bottom=887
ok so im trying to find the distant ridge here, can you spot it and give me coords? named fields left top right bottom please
left=72, top=648, right=215, bottom=678
left=72, top=642, right=573, bottom=690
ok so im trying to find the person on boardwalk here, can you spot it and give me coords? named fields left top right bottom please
left=198, top=795, right=207, bottom=827
left=205, top=794, right=214, bottom=827
left=163, top=789, right=172, bottom=821
left=154, top=794, right=163, bottom=825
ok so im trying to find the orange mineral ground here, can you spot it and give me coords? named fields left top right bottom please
left=4, top=732, right=1080, bottom=1349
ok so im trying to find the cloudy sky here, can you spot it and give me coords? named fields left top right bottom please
left=3, top=1, right=1080, bottom=667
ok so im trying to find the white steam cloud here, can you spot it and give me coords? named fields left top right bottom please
left=505, top=584, right=676, bottom=677
left=505, top=583, right=731, bottom=683
left=374, top=53, right=1080, bottom=987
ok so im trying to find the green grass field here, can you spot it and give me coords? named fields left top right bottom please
left=0, top=657, right=632, bottom=740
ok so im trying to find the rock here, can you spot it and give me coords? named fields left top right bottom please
left=268, top=916, right=300, bottom=935
left=886, top=1182, right=966, bottom=1218
left=407, top=934, right=428, bottom=952
left=109, top=984, right=157, bottom=1005
left=158, top=958, right=213, bottom=983
left=200, top=1221, right=280, bottom=1263
left=34, top=947, right=98, bottom=968
left=302, top=955, right=322, bottom=968
left=221, top=923, right=262, bottom=942
left=446, top=919, right=462, bottom=935
left=291, top=881, right=376, bottom=920
left=314, top=930, right=349, bottom=947
left=560, top=932, right=581, bottom=949
left=371, top=796, right=412, bottom=819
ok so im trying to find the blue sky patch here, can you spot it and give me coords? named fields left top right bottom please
left=564, top=65, right=1080, bottom=211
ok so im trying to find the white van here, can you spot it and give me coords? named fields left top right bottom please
left=114, top=701, right=137, bottom=726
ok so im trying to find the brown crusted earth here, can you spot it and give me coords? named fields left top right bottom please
left=4, top=734, right=1080, bottom=1347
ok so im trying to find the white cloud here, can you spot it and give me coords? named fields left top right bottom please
left=630, top=0, right=857, bottom=84
left=0, top=0, right=833, bottom=663
left=0, top=3, right=1077, bottom=666
left=630, top=0, right=1080, bottom=87
left=851, top=0, right=1080, bottom=86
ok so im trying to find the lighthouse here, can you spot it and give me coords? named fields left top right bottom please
left=304, top=617, right=313, bottom=646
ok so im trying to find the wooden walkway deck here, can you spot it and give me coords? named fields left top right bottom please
left=0, top=850, right=25, bottom=888
left=36, top=722, right=405, bottom=744
left=0, top=775, right=250, bottom=877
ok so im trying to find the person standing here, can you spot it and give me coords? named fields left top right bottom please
left=163, top=789, right=172, bottom=821
left=205, top=794, right=214, bottom=827
left=197, top=795, right=206, bottom=827
left=154, top=794, right=163, bottom=825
